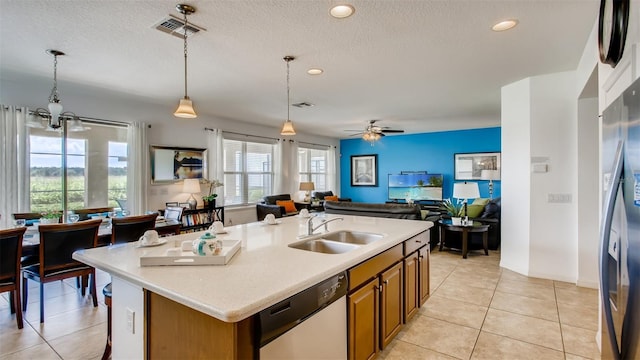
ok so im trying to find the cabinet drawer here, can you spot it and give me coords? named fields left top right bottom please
left=349, top=244, right=402, bottom=291
left=403, top=231, right=428, bottom=255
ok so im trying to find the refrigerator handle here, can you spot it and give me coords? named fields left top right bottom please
left=599, top=140, right=624, bottom=360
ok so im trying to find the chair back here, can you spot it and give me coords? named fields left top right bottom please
left=0, top=227, right=26, bottom=284
left=37, top=219, right=101, bottom=277
left=72, top=207, right=115, bottom=221
left=262, top=194, right=292, bottom=205
left=111, top=214, right=158, bottom=245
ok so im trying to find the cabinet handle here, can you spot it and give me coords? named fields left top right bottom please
left=379, top=284, right=384, bottom=293
left=415, top=239, right=422, bottom=243
left=384, top=280, right=389, bottom=285
left=418, top=255, right=423, bottom=260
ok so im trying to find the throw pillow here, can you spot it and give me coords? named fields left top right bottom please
left=276, top=200, right=298, bottom=214
left=472, top=198, right=490, bottom=206
left=465, top=204, right=485, bottom=218
left=324, top=195, right=339, bottom=202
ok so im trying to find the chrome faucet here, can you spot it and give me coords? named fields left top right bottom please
left=307, top=215, right=344, bottom=235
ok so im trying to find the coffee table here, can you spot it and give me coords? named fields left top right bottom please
left=438, top=219, right=490, bottom=259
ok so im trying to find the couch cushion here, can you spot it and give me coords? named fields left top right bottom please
left=466, top=204, right=485, bottom=218
left=276, top=200, right=297, bottom=213
left=472, top=198, right=490, bottom=206
left=324, top=195, right=339, bottom=202
left=324, top=201, right=422, bottom=220
left=263, top=194, right=292, bottom=205
left=312, top=191, right=334, bottom=200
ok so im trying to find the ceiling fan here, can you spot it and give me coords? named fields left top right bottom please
left=345, top=120, right=405, bottom=143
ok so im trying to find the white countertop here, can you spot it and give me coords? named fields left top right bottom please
left=73, top=213, right=432, bottom=322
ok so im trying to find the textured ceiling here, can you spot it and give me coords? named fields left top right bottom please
left=0, top=0, right=598, bottom=138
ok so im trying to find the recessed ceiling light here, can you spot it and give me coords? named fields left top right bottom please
left=307, top=68, right=324, bottom=75
left=492, top=19, right=518, bottom=32
left=330, top=4, right=355, bottom=19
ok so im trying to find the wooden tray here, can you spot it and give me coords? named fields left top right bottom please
left=140, top=239, right=241, bottom=266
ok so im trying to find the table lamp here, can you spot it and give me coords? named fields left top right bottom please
left=183, top=179, right=201, bottom=210
left=453, top=181, right=480, bottom=225
left=299, top=182, right=315, bottom=202
left=481, top=170, right=499, bottom=199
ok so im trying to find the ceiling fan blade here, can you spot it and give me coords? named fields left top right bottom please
left=380, top=129, right=404, bottom=133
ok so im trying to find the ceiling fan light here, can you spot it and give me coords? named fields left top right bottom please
left=174, top=97, right=197, bottom=118
left=280, top=120, right=296, bottom=135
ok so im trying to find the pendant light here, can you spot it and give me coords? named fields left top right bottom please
left=280, top=56, right=296, bottom=135
left=173, top=4, right=197, bottom=118
left=27, top=49, right=88, bottom=132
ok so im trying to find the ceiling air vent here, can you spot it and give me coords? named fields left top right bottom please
left=292, top=102, right=315, bottom=108
left=153, top=14, right=206, bottom=39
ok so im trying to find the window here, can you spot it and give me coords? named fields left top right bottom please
left=30, top=135, right=86, bottom=212
left=108, top=142, right=127, bottom=208
left=298, top=147, right=329, bottom=191
left=223, top=139, right=274, bottom=206
left=28, top=122, right=128, bottom=212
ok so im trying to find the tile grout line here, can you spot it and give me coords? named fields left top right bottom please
left=553, top=282, right=568, bottom=358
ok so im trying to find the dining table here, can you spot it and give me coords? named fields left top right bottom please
left=21, top=219, right=182, bottom=257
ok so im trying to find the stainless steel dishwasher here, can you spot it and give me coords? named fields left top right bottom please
left=259, top=271, right=348, bottom=359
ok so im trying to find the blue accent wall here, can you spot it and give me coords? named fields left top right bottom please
left=339, top=127, right=501, bottom=203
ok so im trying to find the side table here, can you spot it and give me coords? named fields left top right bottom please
left=438, top=219, right=490, bottom=259
left=295, top=201, right=324, bottom=212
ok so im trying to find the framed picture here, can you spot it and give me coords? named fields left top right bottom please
left=454, top=152, right=501, bottom=180
left=351, top=154, right=378, bottom=186
left=150, top=145, right=207, bottom=184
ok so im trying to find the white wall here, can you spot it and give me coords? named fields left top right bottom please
left=500, top=78, right=531, bottom=275
left=1, top=71, right=340, bottom=225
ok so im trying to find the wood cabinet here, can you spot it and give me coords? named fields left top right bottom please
left=404, top=252, right=419, bottom=322
left=348, top=278, right=379, bottom=360
left=418, top=246, right=430, bottom=306
left=380, top=262, right=403, bottom=348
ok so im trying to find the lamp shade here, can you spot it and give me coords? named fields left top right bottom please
left=280, top=120, right=296, bottom=135
left=174, top=98, right=197, bottom=118
left=453, top=182, right=480, bottom=200
left=182, top=178, right=201, bottom=194
left=481, top=169, right=499, bottom=181
left=299, top=182, right=315, bottom=191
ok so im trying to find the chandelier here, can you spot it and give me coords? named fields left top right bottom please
left=26, top=49, right=87, bottom=132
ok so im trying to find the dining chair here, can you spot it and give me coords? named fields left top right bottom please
left=102, top=213, right=157, bottom=359
left=0, top=227, right=27, bottom=329
left=22, top=219, right=101, bottom=323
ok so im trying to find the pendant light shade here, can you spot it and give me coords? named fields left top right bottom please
left=174, top=4, right=197, bottom=119
left=280, top=56, right=296, bottom=136
left=174, top=97, right=197, bottom=118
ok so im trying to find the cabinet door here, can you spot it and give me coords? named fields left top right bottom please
left=419, top=246, right=430, bottom=306
left=404, top=253, right=419, bottom=322
left=380, top=262, right=403, bottom=349
left=348, top=278, right=379, bottom=360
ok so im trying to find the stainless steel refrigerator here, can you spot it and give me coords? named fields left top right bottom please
left=600, top=76, right=640, bottom=359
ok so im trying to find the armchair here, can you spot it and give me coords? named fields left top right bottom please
left=256, top=194, right=305, bottom=221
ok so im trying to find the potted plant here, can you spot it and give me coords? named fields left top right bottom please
left=440, top=199, right=463, bottom=224
left=202, top=179, right=223, bottom=209
left=40, top=211, right=62, bottom=224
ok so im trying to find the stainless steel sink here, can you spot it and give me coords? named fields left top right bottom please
left=289, top=239, right=361, bottom=254
left=320, top=230, right=383, bottom=245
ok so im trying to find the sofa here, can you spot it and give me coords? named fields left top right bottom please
left=312, top=191, right=352, bottom=202
left=323, top=201, right=422, bottom=220
left=439, top=197, right=501, bottom=251
left=256, top=194, right=306, bottom=221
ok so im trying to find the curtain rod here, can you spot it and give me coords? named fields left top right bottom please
left=3, top=106, right=129, bottom=127
left=205, top=128, right=279, bottom=141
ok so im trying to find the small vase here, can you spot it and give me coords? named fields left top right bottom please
left=205, top=199, right=216, bottom=209
left=451, top=217, right=462, bottom=226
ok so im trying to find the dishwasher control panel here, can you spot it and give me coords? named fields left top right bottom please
left=258, top=271, right=348, bottom=347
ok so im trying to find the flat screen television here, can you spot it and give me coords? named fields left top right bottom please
left=388, top=173, right=443, bottom=201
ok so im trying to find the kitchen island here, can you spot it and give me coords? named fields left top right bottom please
left=73, top=213, right=432, bottom=359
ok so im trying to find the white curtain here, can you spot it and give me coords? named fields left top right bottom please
left=328, top=146, right=338, bottom=195
left=0, top=106, right=30, bottom=229
left=273, top=139, right=285, bottom=194
left=273, top=139, right=299, bottom=196
left=206, top=128, right=224, bottom=205
left=127, top=121, right=148, bottom=215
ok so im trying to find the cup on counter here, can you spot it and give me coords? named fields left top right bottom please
left=139, top=230, right=160, bottom=246
left=299, top=209, right=310, bottom=218
left=264, top=214, right=276, bottom=225
left=209, top=221, right=225, bottom=233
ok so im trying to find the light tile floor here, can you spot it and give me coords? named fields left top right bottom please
left=380, top=249, right=601, bottom=360
left=0, top=249, right=600, bottom=359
